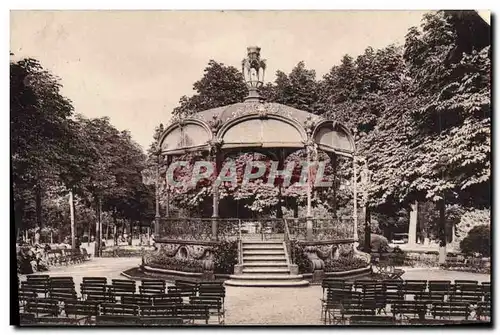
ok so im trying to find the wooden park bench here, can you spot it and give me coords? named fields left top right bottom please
left=120, top=293, right=153, bottom=306
left=49, top=288, right=78, bottom=302
left=23, top=275, right=50, bottom=297
left=391, top=300, right=427, bottom=321
left=138, top=317, right=184, bottom=326
left=33, top=316, right=80, bottom=325
left=476, top=302, right=491, bottom=321
left=100, top=303, right=140, bottom=317
left=448, top=290, right=483, bottom=305
left=402, top=280, right=427, bottom=297
left=339, top=299, right=377, bottom=325
left=25, top=298, right=59, bottom=317
left=19, top=313, right=36, bottom=326
left=85, top=291, right=115, bottom=304
left=431, top=302, right=471, bottom=320
left=322, top=279, right=352, bottom=298
left=428, top=281, right=452, bottom=294
left=139, top=279, right=166, bottom=295
left=82, top=277, right=107, bottom=285
left=81, top=283, right=107, bottom=300
left=382, top=280, right=404, bottom=304
left=174, top=280, right=198, bottom=293
left=198, top=285, right=226, bottom=304
left=110, top=279, right=136, bottom=295
left=64, top=300, right=99, bottom=325
left=349, top=315, right=396, bottom=325
left=372, top=260, right=405, bottom=280
left=322, top=289, right=357, bottom=324
left=96, top=315, right=139, bottom=326
left=45, top=250, right=62, bottom=266
left=414, top=292, right=446, bottom=305
left=176, top=305, right=210, bottom=324
left=168, top=286, right=198, bottom=298
left=152, top=294, right=183, bottom=306
left=189, top=295, right=225, bottom=324
left=18, top=288, right=37, bottom=311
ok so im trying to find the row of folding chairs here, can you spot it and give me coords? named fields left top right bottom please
left=322, top=279, right=490, bottom=299
left=322, top=288, right=491, bottom=325
left=20, top=296, right=224, bottom=325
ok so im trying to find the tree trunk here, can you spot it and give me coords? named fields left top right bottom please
left=364, top=206, right=371, bottom=252
left=94, top=198, right=102, bottom=257
left=35, top=183, right=43, bottom=229
left=438, top=200, right=447, bottom=264
left=112, top=209, right=117, bottom=246
left=408, top=201, right=418, bottom=245
left=69, top=190, right=75, bottom=249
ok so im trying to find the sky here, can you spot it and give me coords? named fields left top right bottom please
left=10, top=10, right=432, bottom=150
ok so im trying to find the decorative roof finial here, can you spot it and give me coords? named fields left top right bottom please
left=242, top=46, right=266, bottom=103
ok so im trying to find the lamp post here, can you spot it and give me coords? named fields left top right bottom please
left=359, top=158, right=372, bottom=251
left=438, top=154, right=449, bottom=264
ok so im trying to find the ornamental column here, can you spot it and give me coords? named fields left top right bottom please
left=154, top=152, right=161, bottom=236
left=304, top=116, right=317, bottom=241
left=164, top=155, right=172, bottom=218
left=210, top=148, right=222, bottom=241
left=352, top=156, right=359, bottom=244
left=208, top=115, right=222, bottom=241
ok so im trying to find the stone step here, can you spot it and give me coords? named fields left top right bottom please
left=230, top=274, right=304, bottom=280
left=241, top=240, right=284, bottom=244
left=242, top=268, right=290, bottom=274
left=225, top=279, right=310, bottom=287
left=242, top=262, right=289, bottom=267
left=243, top=250, right=285, bottom=256
left=243, top=255, right=287, bottom=261
left=242, top=244, right=284, bottom=250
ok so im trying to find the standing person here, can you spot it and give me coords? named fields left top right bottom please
left=75, top=236, right=81, bottom=249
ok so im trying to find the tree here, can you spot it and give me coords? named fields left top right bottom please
left=172, top=60, right=247, bottom=117
left=11, top=58, right=76, bottom=232
left=265, top=61, right=321, bottom=114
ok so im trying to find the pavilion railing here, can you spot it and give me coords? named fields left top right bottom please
left=159, top=218, right=213, bottom=241
left=158, top=217, right=354, bottom=242
left=311, top=218, right=353, bottom=241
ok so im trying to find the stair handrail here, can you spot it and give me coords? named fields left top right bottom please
left=238, top=219, right=242, bottom=265
left=283, top=219, right=293, bottom=266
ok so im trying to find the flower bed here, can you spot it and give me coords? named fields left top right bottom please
left=101, top=246, right=154, bottom=258
left=213, top=240, right=238, bottom=274
left=290, top=240, right=312, bottom=273
left=145, top=252, right=204, bottom=273
left=372, top=248, right=491, bottom=273
left=324, top=257, right=369, bottom=272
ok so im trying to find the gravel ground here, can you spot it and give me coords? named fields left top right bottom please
left=18, top=257, right=491, bottom=325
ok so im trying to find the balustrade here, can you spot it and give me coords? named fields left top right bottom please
left=157, top=217, right=354, bottom=242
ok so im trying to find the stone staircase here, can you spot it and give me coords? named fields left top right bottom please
left=225, top=240, right=309, bottom=287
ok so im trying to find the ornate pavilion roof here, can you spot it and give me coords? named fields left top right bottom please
left=158, top=47, right=355, bottom=158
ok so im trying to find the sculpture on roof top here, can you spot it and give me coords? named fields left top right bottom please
left=242, top=46, right=266, bottom=102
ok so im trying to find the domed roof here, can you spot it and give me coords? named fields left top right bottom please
left=191, top=101, right=324, bottom=126
left=158, top=47, right=355, bottom=157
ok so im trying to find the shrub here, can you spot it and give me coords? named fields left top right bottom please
left=360, top=234, right=390, bottom=253
left=324, top=257, right=369, bottom=272
left=146, top=252, right=204, bottom=272
left=460, top=225, right=490, bottom=257
left=102, top=246, right=154, bottom=258
left=290, top=240, right=311, bottom=273
left=456, top=209, right=490, bottom=241
left=213, top=240, right=238, bottom=274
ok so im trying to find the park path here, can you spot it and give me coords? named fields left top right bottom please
left=17, top=257, right=491, bottom=325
